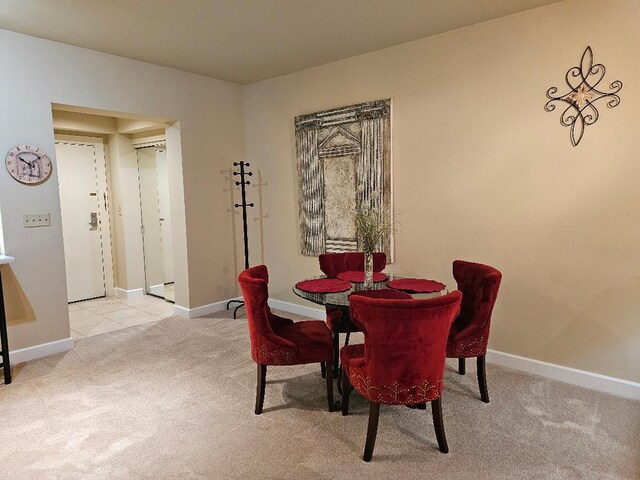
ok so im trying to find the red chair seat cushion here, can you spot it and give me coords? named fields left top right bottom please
left=274, top=320, right=333, bottom=364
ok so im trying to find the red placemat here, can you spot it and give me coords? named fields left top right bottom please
left=337, top=271, right=388, bottom=283
left=349, top=288, right=411, bottom=300
left=387, top=278, right=446, bottom=293
left=295, top=278, right=352, bottom=293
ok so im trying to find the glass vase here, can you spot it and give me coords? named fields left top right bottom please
left=364, top=251, right=374, bottom=288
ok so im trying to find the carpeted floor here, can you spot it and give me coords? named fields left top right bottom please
left=1, top=311, right=638, bottom=479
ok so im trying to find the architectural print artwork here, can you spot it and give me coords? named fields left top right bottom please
left=545, top=46, right=622, bottom=147
left=295, top=99, right=392, bottom=258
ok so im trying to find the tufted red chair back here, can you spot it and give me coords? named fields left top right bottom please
left=238, top=265, right=272, bottom=337
left=447, top=260, right=502, bottom=357
left=238, top=265, right=295, bottom=364
left=347, top=291, right=462, bottom=404
left=318, top=252, right=386, bottom=278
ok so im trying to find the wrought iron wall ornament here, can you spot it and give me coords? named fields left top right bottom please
left=545, top=46, right=622, bottom=146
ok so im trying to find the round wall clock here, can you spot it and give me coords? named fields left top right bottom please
left=5, top=144, right=53, bottom=185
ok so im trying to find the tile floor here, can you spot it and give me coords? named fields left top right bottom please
left=69, top=294, right=175, bottom=340
left=164, top=283, right=175, bottom=303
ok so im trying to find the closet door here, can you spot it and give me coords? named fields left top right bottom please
left=155, top=150, right=174, bottom=284
left=138, top=147, right=165, bottom=297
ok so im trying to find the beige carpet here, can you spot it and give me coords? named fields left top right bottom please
left=1, top=311, right=638, bottom=480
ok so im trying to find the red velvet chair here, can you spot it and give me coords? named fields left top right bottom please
left=238, top=265, right=334, bottom=414
left=446, top=260, right=502, bottom=403
left=341, top=291, right=462, bottom=461
left=318, top=252, right=386, bottom=374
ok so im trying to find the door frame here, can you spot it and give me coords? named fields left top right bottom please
left=54, top=134, right=116, bottom=298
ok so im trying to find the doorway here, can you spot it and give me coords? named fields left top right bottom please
left=52, top=105, right=181, bottom=340
left=55, top=136, right=114, bottom=303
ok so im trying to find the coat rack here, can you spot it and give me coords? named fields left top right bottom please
left=227, top=161, right=253, bottom=318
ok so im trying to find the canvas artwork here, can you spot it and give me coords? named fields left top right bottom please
left=295, top=99, right=392, bottom=258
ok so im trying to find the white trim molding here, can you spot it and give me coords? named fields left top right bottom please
left=267, top=299, right=325, bottom=320
left=173, top=298, right=240, bottom=319
left=268, top=298, right=640, bottom=400
left=114, top=287, right=144, bottom=300
left=148, top=284, right=164, bottom=297
left=172, top=297, right=326, bottom=320
left=486, top=349, right=640, bottom=401
left=10, top=337, right=74, bottom=365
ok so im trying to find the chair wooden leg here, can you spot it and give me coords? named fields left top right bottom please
left=363, top=402, right=380, bottom=462
left=255, top=364, right=267, bottom=415
left=320, top=361, right=326, bottom=379
left=458, top=357, right=465, bottom=375
left=477, top=355, right=489, bottom=403
left=341, top=370, right=351, bottom=416
left=431, top=397, right=449, bottom=453
left=332, top=333, right=340, bottom=377
left=326, top=359, right=334, bottom=412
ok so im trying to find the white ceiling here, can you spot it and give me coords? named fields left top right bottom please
left=0, top=0, right=561, bottom=84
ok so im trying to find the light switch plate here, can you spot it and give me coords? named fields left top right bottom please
left=23, top=214, right=51, bottom=228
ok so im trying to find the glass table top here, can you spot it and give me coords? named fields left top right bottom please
left=292, top=274, right=446, bottom=308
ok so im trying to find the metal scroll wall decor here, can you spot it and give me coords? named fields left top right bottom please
left=295, top=99, right=392, bottom=258
left=545, top=46, right=622, bottom=147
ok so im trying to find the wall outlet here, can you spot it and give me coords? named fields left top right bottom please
left=23, top=214, right=51, bottom=228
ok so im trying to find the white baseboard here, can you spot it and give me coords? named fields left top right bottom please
left=114, top=287, right=144, bottom=300
left=486, top=349, right=640, bottom=401
left=10, top=337, right=74, bottom=365
left=173, top=298, right=242, bottom=319
left=269, top=299, right=639, bottom=400
left=148, top=284, right=164, bottom=296
left=268, top=299, right=325, bottom=320
left=172, top=296, right=323, bottom=320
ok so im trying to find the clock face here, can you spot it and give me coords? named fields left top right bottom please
left=6, top=144, right=53, bottom=185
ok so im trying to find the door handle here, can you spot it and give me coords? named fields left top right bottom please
left=89, top=212, right=98, bottom=229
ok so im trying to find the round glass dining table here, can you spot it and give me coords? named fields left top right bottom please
left=292, top=274, right=447, bottom=404
left=292, top=274, right=445, bottom=308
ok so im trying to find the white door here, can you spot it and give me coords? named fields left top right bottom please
left=156, top=150, right=174, bottom=283
left=138, top=147, right=165, bottom=296
left=56, top=141, right=107, bottom=302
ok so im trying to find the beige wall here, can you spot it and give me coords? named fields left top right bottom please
left=0, top=29, right=245, bottom=351
left=1, top=0, right=638, bottom=383
left=243, top=0, right=640, bottom=382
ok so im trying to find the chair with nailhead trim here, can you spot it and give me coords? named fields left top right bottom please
left=341, top=290, right=462, bottom=461
left=446, top=260, right=502, bottom=403
left=318, top=252, right=387, bottom=376
left=238, top=265, right=335, bottom=414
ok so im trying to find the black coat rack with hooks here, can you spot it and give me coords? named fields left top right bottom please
left=226, top=161, right=253, bottom=318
